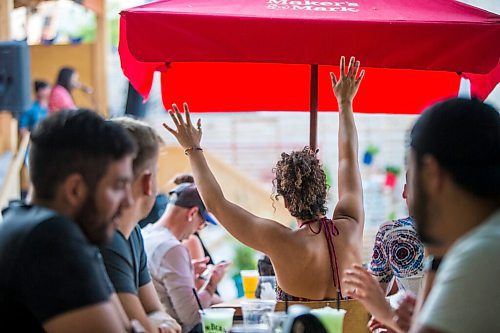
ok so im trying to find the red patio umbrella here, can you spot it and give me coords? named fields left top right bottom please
left=119, top=0, right=499, bottom=149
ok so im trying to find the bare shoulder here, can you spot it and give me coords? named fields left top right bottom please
left=333, top=215, right=364, bottom=238
left=268, top=227, right=313, bottom=260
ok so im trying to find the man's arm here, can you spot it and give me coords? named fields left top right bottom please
left=331, top=56, right=365, bottom=227
left=139, top=282, right=165, bottom=314
left=43, top=302, right=127, bottom=333
left=117, top=292, right=161, bottom=333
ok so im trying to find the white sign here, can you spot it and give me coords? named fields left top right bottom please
left=267, top=0, right=360, bottom=12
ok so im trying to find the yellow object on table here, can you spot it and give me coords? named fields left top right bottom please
left=240, top=270, right=259, bottom=299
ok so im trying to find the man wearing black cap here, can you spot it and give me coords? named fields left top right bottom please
left=142, top=183, right=227, bottom=333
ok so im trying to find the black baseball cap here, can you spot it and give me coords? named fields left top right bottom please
left=169, top=183, right=217, bottom=225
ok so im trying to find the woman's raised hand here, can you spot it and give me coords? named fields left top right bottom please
left=163, top=103, right=203, bottom=150
left=330, top=56, right=365, bottom=104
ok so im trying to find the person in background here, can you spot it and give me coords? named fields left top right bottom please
left=142, top=183, right=228, bottom=333
left=100, top=118, right=181, bottom=333
left=139, top=172, right=219, bottom=297
left=344, top=98, right=500, bottom=333
left=0, top=110, right=137, bottom=332
left=174, top=174, right=219, bottom=293
left=48, top=67, right=92, bottom=113
left=19, top=80, right=51, bottom=199
left=256, top=255, right=275, bottom=299
left=365, top=173, right=424, bottom=332
left=19, top=80, right=50, bottom=137
left=369, top=173, right=424, bottom=296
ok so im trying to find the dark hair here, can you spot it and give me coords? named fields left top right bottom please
left=56, top=67, right=76, bottom=92
left=290, top=313, right=328, bottom=333
left=30, top=109, right=137, bottom=200
left=173, top=173, right=194, bottom=185
left=410, top=98, right=500, bottom=198
left=33, top=80, right=48, bottom=93
left=272, top=147, right=328, bottom=220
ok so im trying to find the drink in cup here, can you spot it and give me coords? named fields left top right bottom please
left=258, top=276, right=277, bottom=300
left=229, top=324, right=269, bottom=332
left=199, top=309, right=235, bottom=333
left=310, top=306, right=346, bottom=333
left=240, top=270, right=259, bottom=298
left=241, top=299, right=277, bottom=326
left=266, top=311, right=288, bottom=333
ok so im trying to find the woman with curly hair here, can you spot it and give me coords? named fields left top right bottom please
left=164, top=56, right=365, bottom=301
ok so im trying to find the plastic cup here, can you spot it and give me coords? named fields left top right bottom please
left=240, top=270, right=259, bottom=299
left=265, top=311, right=288, bottom=333
left=241, top=299, right=277, bottom=326
left=229, top=324, right=269, bottom=332
left=199, top=308, right=235, bottom=333
left=258, top=276, right=277, bottom=300
left=310, top=307, right=346, bottom=333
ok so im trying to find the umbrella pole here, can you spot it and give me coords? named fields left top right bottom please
left=309, top=64, right=319, bottom=151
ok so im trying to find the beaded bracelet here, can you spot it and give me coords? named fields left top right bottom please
left=184, top=147, right=203, bottom=155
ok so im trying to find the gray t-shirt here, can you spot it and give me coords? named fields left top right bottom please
left=100, top=225, right=152, bottom=294
left=418, top=210, right=500, bottom=333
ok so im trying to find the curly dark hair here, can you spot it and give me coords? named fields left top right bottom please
left=272, top=147, right=328, bottom=220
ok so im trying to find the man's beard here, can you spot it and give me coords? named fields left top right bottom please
left=413, top=173, right=439, bottom=245
left=75, top=194, right=116, bottom=246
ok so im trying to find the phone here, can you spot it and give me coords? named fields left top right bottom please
left=199, top=264, right=215, bottom=281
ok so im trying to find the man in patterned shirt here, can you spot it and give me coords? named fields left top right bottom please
left=369, top=174, right=424, bottom=295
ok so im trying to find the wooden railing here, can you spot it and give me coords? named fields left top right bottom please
left=0, top=132, right=29, bottom=222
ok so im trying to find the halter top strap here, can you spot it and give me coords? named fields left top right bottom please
left=299, top=216, right=343, bottom=297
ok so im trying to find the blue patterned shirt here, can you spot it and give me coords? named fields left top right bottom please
left=369, top=217, right=424, bottom=292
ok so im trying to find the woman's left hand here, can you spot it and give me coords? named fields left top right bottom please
left=163, top=103, right=203, bottom=150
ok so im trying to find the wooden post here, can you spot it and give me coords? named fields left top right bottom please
left=0, top=133, right=28, bottom=222
left=93, top=0, right=108, bottom=116
left=0, top=0, right=13, bottom=41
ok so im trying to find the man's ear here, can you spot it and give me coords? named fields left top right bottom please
left=141, top=171, right=153, bottom=196
left=402, top=183, right=408, bottom=200
left=187, top=206, right=199, bottom=222
left=61, top=174, right=88, bottom=208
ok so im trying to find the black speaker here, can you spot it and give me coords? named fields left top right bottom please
left=125, top=81, right=148, bottom=118
left=0, top=41, right=31, bottom=114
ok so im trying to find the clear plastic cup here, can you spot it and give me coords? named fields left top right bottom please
left=265, top=311, right=288, bottom=333
left=241, top=299, right=277, bottom=326
left=199, top=308, right=235, bottom=333
left=258, top=276, right=277, bottom=300
left=229, top=324, right=269, bottom=332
